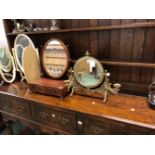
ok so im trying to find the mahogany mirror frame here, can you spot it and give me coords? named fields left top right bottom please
left=41, top=38, right=70, bottom=79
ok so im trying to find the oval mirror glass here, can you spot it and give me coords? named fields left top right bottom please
left=0, top=47, right=12, bottom=72
left=14, top=44, right=24, bottom=72
left=14, top=34, right=35, bottom=48
left=42, top=39, right=69, bottom=78
left=0, top=48, right=16, bottom=83
left=74, top=56, right=104, bottom=88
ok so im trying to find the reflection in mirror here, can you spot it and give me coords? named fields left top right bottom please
left=16, top=45, right=23, bottom=65
left=14, top=34, right=35, bottom=48
left=0, top=48, right=16, bottom=84
left=14, top=44, right=24, bottom=73
left=74, top=57, right=104, bottom=88
left=42, top=39, right=69, bottom=78
left=15, top=35, right=29, bottom=47
left=0, top=48, right=12, bottom=72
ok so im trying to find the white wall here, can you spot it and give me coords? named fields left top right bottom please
left=0, top=19, right=8, bottom=48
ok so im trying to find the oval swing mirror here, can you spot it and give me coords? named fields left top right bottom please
left=14, top=34, right=36, bottom=73
left=74, top=54, right=104, bottom=89
left=0, top=48, right=16, bottom=84
left=0, top=47, right=12, bottom=73
left=42, top=39, right=69, bottom=79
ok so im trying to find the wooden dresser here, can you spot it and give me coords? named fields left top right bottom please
left=0, top=82, right=155, bottom=135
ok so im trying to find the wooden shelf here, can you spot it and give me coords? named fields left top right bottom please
left=6, top=21, right=155, bottom=36
left=70, top=59, right=155, bottom=68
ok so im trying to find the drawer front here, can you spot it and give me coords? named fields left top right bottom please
left=31, top=104, right=76, bottom=134
left=83, top=117, right=155, bottom=135
left=83, top=118, right=112, bottom=135
left=0, top=97, right=31, bottom=119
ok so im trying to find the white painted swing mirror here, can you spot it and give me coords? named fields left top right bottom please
left=0, top=47, right=16, bottom=84
left=13, top=34, right=41, bottom=82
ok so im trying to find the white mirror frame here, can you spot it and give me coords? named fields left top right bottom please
left=13, top=34, right=41, bottom=80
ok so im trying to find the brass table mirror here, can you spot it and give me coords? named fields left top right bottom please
left=65, top=51, right=121, bottom=102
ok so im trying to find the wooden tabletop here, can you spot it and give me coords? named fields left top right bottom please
left=0, top=82, right=155, bottom=129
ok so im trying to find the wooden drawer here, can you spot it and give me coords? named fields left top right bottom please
left=83, top=117, right=113, bottom=135
left=83, top=116, right=155, bottom=135
left=0, top=97, right=31, bottom=119
left=31, top=104, right=77, bottom=134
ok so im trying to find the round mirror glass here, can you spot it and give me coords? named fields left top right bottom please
left=42, top=39, right=69, bottom=78
left=74, top=56, right=104, bottom=88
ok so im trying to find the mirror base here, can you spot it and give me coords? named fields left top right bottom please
left=65, top=68, right=121, bottom=103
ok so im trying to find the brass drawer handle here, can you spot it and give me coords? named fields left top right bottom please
left=77, top=121, right=83, bottom=126
left=51, top=114, right=56, bottom=118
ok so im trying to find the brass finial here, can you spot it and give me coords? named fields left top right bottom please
left=85, top=50, right=90, bottom=56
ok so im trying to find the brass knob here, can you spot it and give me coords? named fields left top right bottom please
left=77, top=121, right=83, bottom=126
left=51, top=114, right=56, bottom=118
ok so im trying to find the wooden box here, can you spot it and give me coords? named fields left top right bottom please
left=29, top=78, right=68, bottom=98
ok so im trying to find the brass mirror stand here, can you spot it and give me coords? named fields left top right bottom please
left=65, top=68, right=121, bottom=102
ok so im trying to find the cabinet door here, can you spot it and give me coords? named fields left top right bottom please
left=31, top=104, right=77, bottom=134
